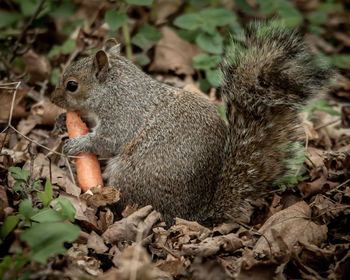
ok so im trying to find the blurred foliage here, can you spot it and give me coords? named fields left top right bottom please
left=0, top=168, right=80, bottom=278
left=0, top=0, right=349, bottom=88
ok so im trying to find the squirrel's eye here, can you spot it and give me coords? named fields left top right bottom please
left=66, top=81, right=78, bottom=92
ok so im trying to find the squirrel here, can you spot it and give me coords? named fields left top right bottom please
left=50, top=23, right=332, bottom=226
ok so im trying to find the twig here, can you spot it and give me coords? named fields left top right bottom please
left=9, top=0, right=47, bottom=62
left=314, top=119, right=341, bottom=130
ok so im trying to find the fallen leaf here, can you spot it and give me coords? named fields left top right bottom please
left=149, top=27, right=202, bottom=75
left=31, top=99, right=65, bottom=125
left=155, top=0, right=182, bottom=25
left=22, top=153, right=81, bottom=196
left=102, top=205, right=161, bottom=243
left=0, top=88, right=28, bottom=123
left=87, top=231, right=108, bottom=254
left=181, top=233, right=243, bottom=257
left=254, top=201, right=327, bottom=257
left=102, top=245, right=172, bottom=280
left=80, top=186, right=120, bottom=207
left=23, top=49, right=51, bottom=82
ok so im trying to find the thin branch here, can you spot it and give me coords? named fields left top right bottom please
left=10, top=0, right=47, bottom=62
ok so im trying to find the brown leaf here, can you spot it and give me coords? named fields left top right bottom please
left=155, top=0, right=182, bottom=25
left=0, top=88, right=28, bottom=123
left=31, top=99, right=65, bottom=125
left=254, top=201, right=327, bottom=257
left=22, top=153, right=81, bottom=196
left=149, top=27, right=202, bottom=75
left=66, top=243, right=102, bottom=277
left=80, top=186, right=120, bottom=207
left=22, top=49, right=51, bottom=82
left=102, top=245, right=172, bottom=280
left=59, top=192, right=101, bottom=233
left=99, top=208, right=114, bottom=232
left=306, top=147, right=324, bottom=169
left=87, top=231, right=108, bottom=254
left=102, top=205, right=161, bottom=243
left=181, top=233, right=243, bottom=257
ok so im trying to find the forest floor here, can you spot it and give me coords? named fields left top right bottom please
left=1, top=1, right=350, bottom=279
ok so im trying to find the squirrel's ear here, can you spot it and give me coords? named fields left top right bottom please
left=104, top=38, right=121, bottom=56
left=93, top=50, right=109, bottom=82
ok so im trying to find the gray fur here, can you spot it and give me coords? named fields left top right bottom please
left=51, top=23, right=333, bottom=226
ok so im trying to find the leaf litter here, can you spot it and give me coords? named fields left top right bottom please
left=1, top=1, right=350, bottom=280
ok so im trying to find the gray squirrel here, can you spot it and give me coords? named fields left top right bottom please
left=51, top=23, right=332, bottom=226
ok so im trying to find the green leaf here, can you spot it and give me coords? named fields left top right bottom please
left=307, top=10, right=328, bottom=25
left=332, top=55, right=350, bottom=69
left=205, top=68, right=222, bottom=88
left=48, top=39, right=76, bottom=58
left=174, top=13, right=202, bottom=30
left=190, top=0, right=211, bottom=6
left=15, top=0, right=50, bottom=18
left=31, top=209, right=65, bottom=223
left=13, top=181, right=24, bottom=192
left=136, top=54, right=151, bottom=66
left=54, top=198, right=76, bottom=222
left=0, top=255, right=12, bottom=279
left=105, top=11, right=127, bottom=32
left=131, top=24, right=162, bottom=50
left=199, top=78, right=211, bottom=93
left=9, top=166, right=29, bottom=182
left=196, top=31, right=223, bottom=54
left=49, top=0, right=76, bottom=18
left=19, top=199, right=36, bottom=220
left=32, top=179, right=42, bottom=189
left=126, top=0, right=153, bottom=5
left=199, top=8, right=236, bottom=26
left=217, top=104, right=227, bottom=123
left=193, top=54, right=221, bottom=70
left=1, top=215, right=21, bottom=239
left=50, top=68, right=60, bottom=85
left=304, top=99, right=340, bottom=116
left=255, top=0, right=276, bottom=14
left=235, top=0, right=254, bottom=15
left=0, top=12, right=21, bottom=28
left=38, top=179, right=53, bottom=208
left=21, top=222, right=80, bottom=264
left=308, top=24, right=323, bottom=35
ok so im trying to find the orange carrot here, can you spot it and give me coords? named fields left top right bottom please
left=66, top=111, right=104, bottom=192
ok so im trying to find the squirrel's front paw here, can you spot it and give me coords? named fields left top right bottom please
left=62, top=138, right=83, bottom=155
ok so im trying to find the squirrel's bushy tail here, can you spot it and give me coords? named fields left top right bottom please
left=205, top=22, right=333, bottom=224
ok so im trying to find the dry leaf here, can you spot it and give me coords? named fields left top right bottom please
left=155, top=0, right=182, bottom=25
left=149, top=27, right=202, bottom=75
left=181, top=233, right=243, bottom=257
left=31, top=99, right=65, bottom=125
left=0, top=88, right=28, bottom=122
left=254, top=201, right=327, bottom=257
left=23, top=49, right=51, bottom=82
left=104, top=245, right=172, bottom=280
left=22, top=153, right=81, bottom=196
left=80, top=186, right=120, bottom=207
left=102, top=205, right=161, bottom=243
left=87, top=231, right=108, bottom=254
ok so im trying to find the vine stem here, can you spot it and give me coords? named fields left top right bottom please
left=120, top=1, right=133, bottom=60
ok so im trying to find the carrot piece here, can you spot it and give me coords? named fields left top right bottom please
left=66, top=111, right=104, bottom=192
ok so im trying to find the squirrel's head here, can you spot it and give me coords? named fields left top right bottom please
left=50, top=39, right=122, bottom=112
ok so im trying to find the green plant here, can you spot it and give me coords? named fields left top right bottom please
left=104, top=0, right=161, bottom=62
left=304, top=99, right=341, bottom=116
left=0, top=168, right=80, bottom=279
